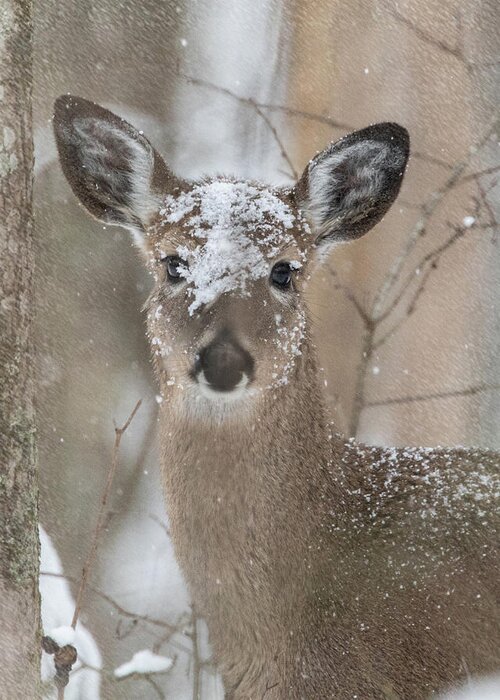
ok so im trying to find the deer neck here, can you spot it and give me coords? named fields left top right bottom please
left=157, top=339, right=338, bottom=626
left=158, top=339, right=332, bottom=484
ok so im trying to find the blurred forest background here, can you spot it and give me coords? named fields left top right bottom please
left=33, top=0, right=500, bottom=697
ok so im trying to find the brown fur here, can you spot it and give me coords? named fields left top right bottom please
left=53, top=97, right=500, bottom=699
left=157, top=340, right=499, bottom=699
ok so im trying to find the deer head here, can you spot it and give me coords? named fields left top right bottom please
left=53, top=95, right=409, bottom=418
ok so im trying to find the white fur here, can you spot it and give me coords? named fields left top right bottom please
left=196, top=370, right=250, bottom=400
left=178, top=377, right=258, bottom=424
left=72, top=118, right=161, bottom=247
left=305, top=139, right=405, bottom=238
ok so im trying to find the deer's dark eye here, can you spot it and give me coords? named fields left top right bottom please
left=163, top=255, right=185, bottom=282
left=270, top=262, right=292, bottom=289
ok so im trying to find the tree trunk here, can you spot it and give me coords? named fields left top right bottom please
left=0, top=0, right=40, bottom=697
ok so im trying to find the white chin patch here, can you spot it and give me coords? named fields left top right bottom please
left=195, top=371, right=250, bottom=402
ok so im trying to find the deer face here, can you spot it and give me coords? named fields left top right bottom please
left=53, top=96, right=409, bottom=414
left=145, top=179, right=312, bottom=405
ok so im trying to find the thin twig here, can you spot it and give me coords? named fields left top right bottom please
left=71, top=399, right=142, bottom=629
left=365, top=383, right=500, bottom=408
left=460, top=165, right=500, bottom=183
left=373, top=263, right=435, bottom=351
left=261, top=680, right=280, bottom=698
left=41, top=571, right=181, bottom=637
left=251, top=100, right=298, bottom=180
left=388, top=7, right=461, bottom=61
left=348, top=326, right=375, bottom=437
left=180, top=71, right=456, bottom=174
left=348, top=110, right=500, bottom=435
left=79, top=658, right=176, bottom=698
left=328, top=266, right=372, bottom=328
left=144, top=675, right=167, bottom=700
left=149, top=513, right=171, bottom=538
left=371, top=109, right=500, bottom=322
left=411, top=151, right=453, bottom=170
left=378, top=177, right=499, bottom=331
left=117, top=401, right=158, bottom=513
left=375, top=214, right=483, bottom=330
left=179, top=69, right=298, bottom=179
left=476, top=178, right=498, bottom=230
left=387, top=6, right=500, bottom=75
left=180, top=72, right=353, bottom=131
left=87, top=662, right=169, bottom=700
left=192, top=608, right=201, bottom=700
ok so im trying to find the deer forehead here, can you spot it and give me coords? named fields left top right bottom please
left=150, top=180, right=309, bottom=315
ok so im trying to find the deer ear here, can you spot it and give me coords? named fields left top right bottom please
left=295, top=123, right=409, bottom=251
left=53, top=95, right=178, bottom=245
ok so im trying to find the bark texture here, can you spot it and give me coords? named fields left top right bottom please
left=0, top=0, right=40, bottom=696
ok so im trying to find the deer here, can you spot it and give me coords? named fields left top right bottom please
left=53, top=95, right=500, bottom=700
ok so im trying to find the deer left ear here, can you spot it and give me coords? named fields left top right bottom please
left=53, top=95, right=182, bottom=249
left=295, top=123, right=409, bottom=249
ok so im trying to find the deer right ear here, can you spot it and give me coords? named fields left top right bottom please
left=53, top=95, right=179, bottom=246
left=295, top=123, right=409, bottom=251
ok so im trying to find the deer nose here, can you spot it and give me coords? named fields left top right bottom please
left=194, top=335, right=254, bottom=393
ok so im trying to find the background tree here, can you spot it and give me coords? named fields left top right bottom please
left=0, top=0, right=40, bottom=696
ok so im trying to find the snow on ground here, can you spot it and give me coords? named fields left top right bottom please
left=114, top=649, right=173, bottom=678
left=438, top=674, right=500, bottom=699
left=39, top=526, right=102, bottom=700
left=46, top=625, right=76, bottom=648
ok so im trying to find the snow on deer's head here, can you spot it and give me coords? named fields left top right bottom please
left=53, top=95, right=409, bottom=416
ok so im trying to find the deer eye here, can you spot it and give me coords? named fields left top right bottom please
left=270, top=262, right=292, bottom=289
left=163, top=255, right=185, bottom=282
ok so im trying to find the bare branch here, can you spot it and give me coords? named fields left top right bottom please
left=117, top=402, right=158, bottom=513
left=412, top=151, right=453, bottom=170
left=82, top=659, right=173, bottom=699
left=388, top=8, right=461, bottom=60
left=373, top=263, right=435, bottom=351
left=373, top=193, right=499, bottom=353
left=143, top=675, right=167, bottom=700
left=460, top=165, right=500, bottom=183
left=328, top=266, right=373, bottom=328
left=180, top=71, right=353, bottom=131
left=181, top=71, right=458, bottom=177
left=371, top=109, right=500, bottom=322
left=251, top=101, right=298, bottom=180
left=387, top=7, right=499, bottom=75
left=40, top=571, right=182, bottom=637
left=348, top=327, right=375, bottom=438
left=71, top=400, right=142, bottom=630
left=348, top=108, right=499, bottom=433
left=376, top=217, right=477, bottom=328
left=149, top=513, right=171, bottom=538
left=180, top=71, right=299, bottom=179
left=476, top=178, right=498, bottom=229
left=261, top=680, right=280, bottom=698
left=365, top=383, right=500, bottom=408
left=191, top=609, right=201, bottom=700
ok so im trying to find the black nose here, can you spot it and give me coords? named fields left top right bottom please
left=194, top=334, right=254, bottom=392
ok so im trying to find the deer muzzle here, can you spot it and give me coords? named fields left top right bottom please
left=193, top=331, right=254, bottom=394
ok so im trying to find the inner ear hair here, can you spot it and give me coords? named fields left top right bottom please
left=53, top=95, right=177, bottom=234
left=296, top=122, right=410, bottom=246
